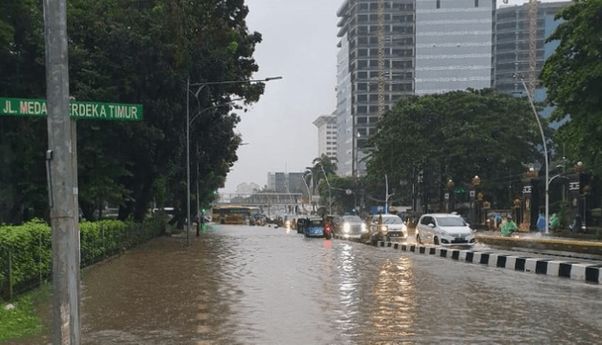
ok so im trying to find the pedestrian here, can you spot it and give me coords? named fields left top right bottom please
left=536, top=210, right=546, bottom=233
left=500, top=215, right=518, bottom=237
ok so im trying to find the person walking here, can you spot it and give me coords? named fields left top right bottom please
left=536, top=210, right=546, bottom=233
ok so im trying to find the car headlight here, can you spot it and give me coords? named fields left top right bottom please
left=380, top=225, right=388, bottom=234
left=361, top=223, right=368, bottom=233
left=343, top=223, right=351, bottom=233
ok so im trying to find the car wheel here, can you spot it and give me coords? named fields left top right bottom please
left=416, top=234, right=422, bottom=244
left=434, top=236, right=440, bottom=245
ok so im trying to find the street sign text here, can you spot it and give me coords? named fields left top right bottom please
left=0, top=97, right=143, bottom=121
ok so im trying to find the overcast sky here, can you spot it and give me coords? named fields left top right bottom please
left=222, top=0, right=566, bottom=193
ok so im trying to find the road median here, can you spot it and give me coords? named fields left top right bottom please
left=476, top=233, right=602, bottom=259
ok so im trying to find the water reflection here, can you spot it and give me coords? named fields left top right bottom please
left=368, top=256, right=416, bottom=342
left=9, top=225, right=602, bottom=345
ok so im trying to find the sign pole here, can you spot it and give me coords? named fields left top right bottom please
left=43, top=0, right=81, bottom=344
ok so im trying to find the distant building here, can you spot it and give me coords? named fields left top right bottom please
left=287, top=172, right=307, bottom=195
left=313, top=114, right=338, bottom=160
left=494, top=1, right=570, bottom=119
left=267, top=172, right=306, bottom=194
left=336, top=0, right=416, bottom=176
left=415, top=0, right=496, bottom=95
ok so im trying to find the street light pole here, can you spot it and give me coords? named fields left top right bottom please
left=318, top=163, right=332, bottom=215
left=185, top=76, right=282, bottom=244
left=518, top=77, right=550, bottom=234
left=186, top=77, right=191, bottom=245
left=384, top=174, right=395, bottom=214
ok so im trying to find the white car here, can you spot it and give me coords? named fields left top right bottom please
left=370, top=214, right=408, bottom=244
left=416, top=213, right=476, bottom=246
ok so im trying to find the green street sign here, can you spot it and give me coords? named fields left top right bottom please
left=0, top=97, right=143, bottom=121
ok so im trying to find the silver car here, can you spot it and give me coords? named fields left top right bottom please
left=416, top=213, right=476, bottom=246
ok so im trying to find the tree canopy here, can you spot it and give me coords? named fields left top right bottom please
left=0, top=0, right=264, bottom=224
left=541, top=0, right=602, bottom=175
left=367, top=89, right=543, bottom=209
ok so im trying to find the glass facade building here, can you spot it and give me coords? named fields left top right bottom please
left=415, top=0, right=496, bottom=95
left=494, top=1, right=570, bottom=113
left=336, top=0, right=416, bottom=176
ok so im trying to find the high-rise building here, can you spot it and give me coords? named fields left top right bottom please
left=336, top=0, right=416, bottom=177
left=266, top=172, right=306, bottom=194
left=313, top=114, right=338, bottom=160
left=494, top=1, right=570, bottom=117
left=415, top=0, right=496, bottom=95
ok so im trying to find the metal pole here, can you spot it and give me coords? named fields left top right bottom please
left=319, top=164, right=332, bottom=215
left=385, top=174, right=389, bottom=214
left=521, top=78, right=549, bottom=234
left=43, top=0, right=81, bottom=342
left=186, top=77, right=191, bottom=245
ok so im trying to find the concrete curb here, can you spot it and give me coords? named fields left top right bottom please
left=369, top=240, right=601, bottom=285
left=476, top=235, right=602, bottom=258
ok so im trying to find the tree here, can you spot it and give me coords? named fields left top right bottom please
left=308, top=154, right=337, bottom=193
left=0, top=0, right=264, bottom=224
left=541, top=0, right=602, bottom=175
left=367, top=89, right=543, bottom=210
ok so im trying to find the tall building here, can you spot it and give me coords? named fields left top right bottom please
left=336, top=0, right=416, bottom=177
left=313, top=114, right=338, bottom=160
left=266, top=172, right=306, bottom=194
left=415, top=0, right=496, bottom=95
left=494, top=1, right=570, bottom=116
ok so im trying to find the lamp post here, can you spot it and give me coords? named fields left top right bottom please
left=353, top=131, right=361, bottom=178
left=471, top=175, right=481, bottom=225
left=515, top=75, right=550, bottom=234
left=318, top=163, right=333, bottom=215
left=446, top=178, right=455, bottom=213
left=384, top=174, right=395, bottom=214
left=301, top=172, right=313, bottom=213
left=185, top=76, right=282, bottom=244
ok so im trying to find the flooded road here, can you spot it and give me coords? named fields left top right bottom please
left=15, top=224, right=602, bottom=344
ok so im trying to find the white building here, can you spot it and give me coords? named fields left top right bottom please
left=415, top=0, right=496, bottom=95
left=313, top=114, right=338, bottom=160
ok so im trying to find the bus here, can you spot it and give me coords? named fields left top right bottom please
left=212, top=205, right=260, bottom=225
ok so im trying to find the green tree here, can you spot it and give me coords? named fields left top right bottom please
left=0, top=0, right=264, bottom=224
left=309, top=154, right=337, bottom=193
left=541, top=0, right=602, bottom=175
left=367, top=89, right=543, bottom=210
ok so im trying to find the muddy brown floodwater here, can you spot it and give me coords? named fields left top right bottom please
left=7, top=224, right=602, bottom=345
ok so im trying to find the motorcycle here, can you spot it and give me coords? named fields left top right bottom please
left=324, top=223, right=333, bottom=240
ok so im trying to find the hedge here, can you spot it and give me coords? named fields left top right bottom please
left=0, top=215, right=166, bottom=300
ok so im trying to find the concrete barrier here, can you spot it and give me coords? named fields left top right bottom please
left=367, top=239, right=601, bottom=284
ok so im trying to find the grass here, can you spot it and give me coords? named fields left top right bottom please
left=0, top=286, right=48, bottom=342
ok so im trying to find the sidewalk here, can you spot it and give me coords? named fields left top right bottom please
left=476, top=230, right=602, bottom=260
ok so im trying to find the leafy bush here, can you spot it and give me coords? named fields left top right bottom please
left=0, top=215, right=166, bottom=300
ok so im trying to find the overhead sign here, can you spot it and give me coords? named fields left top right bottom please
left=0, top=97, right=143, bottom=121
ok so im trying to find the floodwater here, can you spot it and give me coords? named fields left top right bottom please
left=8, top=224, right=602, bottom=345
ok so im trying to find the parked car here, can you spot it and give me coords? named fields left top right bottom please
left=415, top=213, right=476, bottom=246
left=369, top=214, right=408, bottom=244
left=304, top=216, right=327, bottom=238
left=334, top=215, right=369, bottom=241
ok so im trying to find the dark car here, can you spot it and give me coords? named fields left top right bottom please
left=334, top=215, right=369, bottom=241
